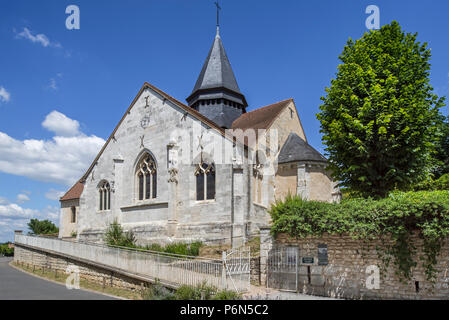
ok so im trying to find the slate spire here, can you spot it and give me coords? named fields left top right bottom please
left=186, top=24, right=247, bottom=128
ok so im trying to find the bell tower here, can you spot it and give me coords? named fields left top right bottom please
left=186, top=3, right=247, bottom=128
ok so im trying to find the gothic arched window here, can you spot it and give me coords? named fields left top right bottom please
left=195, top=162, right=215, bottom=201
left=136, top=153, right=157, bottom=201
left=99, top=181, right=111, bottom=211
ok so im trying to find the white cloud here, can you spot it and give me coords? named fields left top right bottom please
left=0, top=111, right=105, bottom=186
left=0, top=200, right=60, bottom=242
left=42, top=110, right=80, bottom=137
left=42, top=206, right=60, bottom=220
left=0, top=203, right=36, bottom=220
left=15, top=27, right=61, bottom=48
left=0, top=86, right=10, bottom=103
left=16, top=194, right=30, bottom=203
left=45, top=189, right=65, bottom=201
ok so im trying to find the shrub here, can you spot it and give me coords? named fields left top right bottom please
left=141, top=282, right=175, bottom=300
left=434, top=173, right=449, bottom=190
left=412, top=173, right=449, bottom=191
left=144, top=241, right=203, bottom=256
left=175, top=285, right=202, bottom=300
left=212, top=290, right=242, bottom=300
left=0, top=243, right=14, bottom=257
left=175, top=281, right=215, bottom=300
left=174, top=282, right=240, bottom=300
left=104, top=220, right=136, bottom=248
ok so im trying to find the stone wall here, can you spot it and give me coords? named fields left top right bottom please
left=250, top=256, right=261, bottom=285
left=74, top=86, right=253, bottom=246
left=14, top=245, right=156, bottom=292
left=59, top=199, right=79, bottom=238
left=260, top=228, right=449, bottom=300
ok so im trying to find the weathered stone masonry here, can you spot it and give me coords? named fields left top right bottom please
left=14, top=244, right=159, bottom=292
left=260, top=228, right=449, bottom=299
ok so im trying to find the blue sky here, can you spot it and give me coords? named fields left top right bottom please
left=0, top=0, right=448, bottom=242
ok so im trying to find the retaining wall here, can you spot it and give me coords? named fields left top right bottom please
left=260, top=228, right=449, bottom=300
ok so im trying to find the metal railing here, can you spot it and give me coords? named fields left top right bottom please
left=14, top=234, right=250, bottom=292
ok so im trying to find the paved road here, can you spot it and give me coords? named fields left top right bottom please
left=0, top=257, right=116, bottom=300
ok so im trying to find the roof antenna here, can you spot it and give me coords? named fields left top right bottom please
left=215, top=1, right=221, bottom=35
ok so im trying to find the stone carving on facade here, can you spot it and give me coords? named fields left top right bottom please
left=144, top=95, right=150, bottom=108
left=140, top=114, right=151, bottom=129
left=168, top=168, right=179, bottom=184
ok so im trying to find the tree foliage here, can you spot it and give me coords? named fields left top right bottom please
left=27, top=219, right=59, bottom=235
left=317, top=21, right=445, bottom=198
left=0, top=243, right=14, bottom=256
left=434, top=115, right=449, bottom=178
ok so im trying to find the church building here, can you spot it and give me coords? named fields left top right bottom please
left=59, top=25, right=340, bottom=247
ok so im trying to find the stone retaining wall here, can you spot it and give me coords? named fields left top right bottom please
left=260, top=228, right=449, bottom=300
left=14, top=245, right=153, bottom=292
left=250, top=256, right=260, bottom=285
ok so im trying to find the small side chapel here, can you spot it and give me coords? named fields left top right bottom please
left=59, top=24, right=340, bottom=246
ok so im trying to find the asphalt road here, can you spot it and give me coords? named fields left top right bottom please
left=0, top=257, right=116, bottom=300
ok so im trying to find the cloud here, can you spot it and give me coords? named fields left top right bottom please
left=0, top=86, right=10, bottom=103
left=45, top=189, right=65, bottom=201
left=0, top=200, right=60, bottom=242
left=42, top=206, right=60, bottom=220
left=42, top=110, right=80, bottom=137
left=16, top=194, right=30, bottom=203
left=0, top=203, right=36, bottom=220
left=0, top=111, right=105, bottom=186
left=15, top=27, right=61, bottom=48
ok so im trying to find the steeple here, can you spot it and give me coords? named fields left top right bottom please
left=186, top=4, right=247, bottom=129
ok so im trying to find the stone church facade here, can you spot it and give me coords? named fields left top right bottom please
left=59, top=28, right=340, bottom=247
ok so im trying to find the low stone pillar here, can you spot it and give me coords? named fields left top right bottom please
left=259, top=227, right=274, bottom=286
left=14, top=230, right=23, bottom=242
left=13, top=230, right=23, bottom=261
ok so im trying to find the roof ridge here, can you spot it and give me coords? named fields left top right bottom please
left=69, top=81, right=246, bottom=191
left=231, top=98, right=294, bottom=130
left=246, top=98, right=293, bottom=114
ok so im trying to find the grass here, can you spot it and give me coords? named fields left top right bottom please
left=11, top=261, right=143, bottom=300
left=12, top=262, right=242, bottom=300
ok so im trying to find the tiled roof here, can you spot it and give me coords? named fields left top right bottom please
left=278, top=133, right=327, bottom=164
left=231, top=99, right=293, bottom=131
left=191, top=31, right=242, bottom=95
left=60, top=81, right=302, bottom=201
left=60, top=181, right=84, bottom=202
left=60, top=82, right=244, bottom=201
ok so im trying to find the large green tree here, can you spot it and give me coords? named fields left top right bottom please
left=27, top=219, right=59, bottom=235
left=434, top=115, right=449, bottom=178
left=317, top=21, right=445, bottom=198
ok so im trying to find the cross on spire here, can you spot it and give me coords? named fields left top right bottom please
left=215, top=1, right=221, bottom=33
